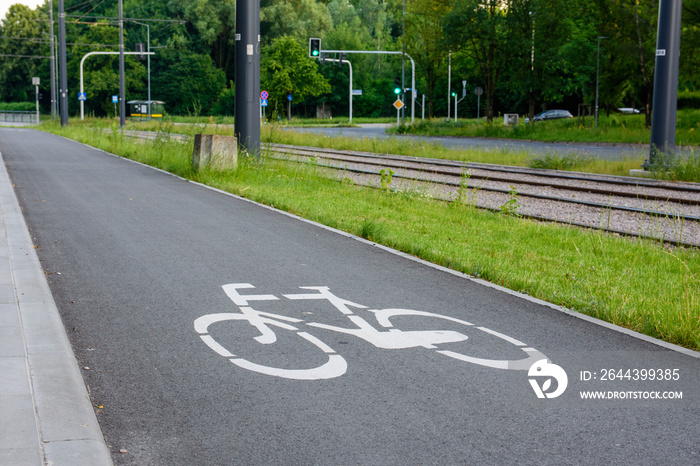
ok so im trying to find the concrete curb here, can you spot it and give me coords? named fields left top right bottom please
left=0, top=150, right=112, bottom=466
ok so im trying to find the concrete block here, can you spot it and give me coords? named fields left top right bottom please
left=192, top=134, right=237, bottom=170
left=629, top=169, right=653, bottom=178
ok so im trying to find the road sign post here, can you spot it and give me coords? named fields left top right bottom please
left=260, top=91, right=268, bottom=123
left=33, top=77, right=40, bottom=124
left=393, top=99, right=404, bottom=126
left=474, top=87, right=484, bottom=124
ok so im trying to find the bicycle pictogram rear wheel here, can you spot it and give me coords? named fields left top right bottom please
left=194, top=311, right=348, bottom=380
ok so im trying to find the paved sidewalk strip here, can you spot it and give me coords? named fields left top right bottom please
left=0, top=151, right=112, bottom=466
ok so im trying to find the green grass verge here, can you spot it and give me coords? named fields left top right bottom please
left=39, top=119, right=700, bottom=352
left=157, top=115, right=394, bottom=126
left=121, top=119, right=646, bottom=178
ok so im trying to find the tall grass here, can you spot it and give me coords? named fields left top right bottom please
left=39, top=120, right=700, bottom=351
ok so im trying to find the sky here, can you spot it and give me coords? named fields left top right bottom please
left=0, top=0, right=45, bottom=22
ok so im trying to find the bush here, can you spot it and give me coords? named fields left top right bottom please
left=678, top=91, right=700, bottom=109
left=0, top=102, right=35, bottom=111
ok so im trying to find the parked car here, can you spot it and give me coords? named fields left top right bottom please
left=617, top=108, right=641, bottom=114
left=525, top=109, right=573, bottom=123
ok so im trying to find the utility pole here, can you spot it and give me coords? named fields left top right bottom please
left=234, top=0, right=261, bottom=157
left=48, top=0, right=56, bottom=119
left=118, top=0, right=126, bottom=127
left=648, top=0, right=683, bottom=165
left=58, top=0, right=68, bottom=125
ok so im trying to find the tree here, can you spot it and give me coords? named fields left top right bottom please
left=153, top=52, right=226, bottom=115
left=66, top=24, right=146, bottom=116
left=445, top=0, right=509, bottom=122
left=405, top=0, right=453, bottom=118
left=261, top=0, right=333, bottom=45
left=507, top=0, right=586, bottom=123
left=166, top=0, right=236, bottom=81
left=261, top=36, right=331, bottom=119
left=0, top=4, right=42, bottom=103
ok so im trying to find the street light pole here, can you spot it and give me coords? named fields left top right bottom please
left=401, top=0, right=406, bottom=125
left=447, top=51, right=451, bottom=121
left=131, top=21, right=151, bottom=120
left=118, top=0, right=126, bottom=127
left=595, top=36, right=607, bottom=129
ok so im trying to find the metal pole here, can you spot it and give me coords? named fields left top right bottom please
left=147, top=24, right=150, bottom=120
left=235, top=0, right=261, bottom=157
left=595, top=37, right=607, bottom=128
left=447, top=51, right=452, bottom=120
left=48, top=0, right=56, bottom=119
left=477, top=93, right=480, bottom=123
left=58, top=0, right=68, bottom=125
left=54, top=35, right=59, bottom=118
left=118, top=0, right=126, bottom=127
left=35, top=84, right=40, bottom=124
left=649, top=0, right=683, bottom=164
left=401, top=0, right=406, bottom=125
left=422, top=94, right=425, bottom=120
left=131, top=21, right=151, bottom=120
left=411, top=56, right=415, bottom=123
left=454, top=93, right=457, bottom=122
left=348, top=60, right=353, bottom=124
left=80, top=51, right=154, bottom=120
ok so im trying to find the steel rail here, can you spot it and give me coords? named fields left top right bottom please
left=269, top=145, right=700, bottom=205
left=269, top=143, right=700, bottom=194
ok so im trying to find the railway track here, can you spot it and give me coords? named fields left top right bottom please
left=120, top=130, right=700, bottom=247
left=267, top=143, right=700, bottom=247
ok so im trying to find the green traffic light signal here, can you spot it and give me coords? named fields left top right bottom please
left=394, top=87, right=401, bottom=95
left=309, top=38, right=321, bottom=58
left=451, top=91, right=456, bottom=97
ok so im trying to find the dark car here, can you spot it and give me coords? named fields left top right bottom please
left=525, top=109, right=573, bottom=123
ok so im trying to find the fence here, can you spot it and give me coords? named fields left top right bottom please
left=0, top=111, right=36, bottom=123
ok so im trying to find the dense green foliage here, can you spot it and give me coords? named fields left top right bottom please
left=2, top=0, right=700, bottom=121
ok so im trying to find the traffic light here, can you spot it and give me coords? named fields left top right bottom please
left=394, top=77, right=401, bottom=95
left=451, top=91, right=456, bottom=97
left=309, top=38, right=321, bottom=58
left=135, top=43, right=145, bottom=60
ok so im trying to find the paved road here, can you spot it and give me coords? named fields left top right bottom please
left=1, top=128, right=698, bottom=465
left=285, top=124, right=650, bottom=161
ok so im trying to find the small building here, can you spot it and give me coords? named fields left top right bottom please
left=127, top=100, right=165, bottom=120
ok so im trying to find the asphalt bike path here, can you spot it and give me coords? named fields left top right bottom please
left=1, top=128, right=698, bottom=465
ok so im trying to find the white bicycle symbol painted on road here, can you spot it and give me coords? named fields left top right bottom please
left=194, top=283, right=548, bottom=380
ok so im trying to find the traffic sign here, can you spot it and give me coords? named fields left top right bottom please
left=393, top=99, right=404, bottom=110
left=78, top=92, right=87, bottom=101
left=287, top=94, right=293, bottom=101
left=112, top=95, right=118, bottom=103
left=261, top=91, right=268, bottom=100
left=261, top=99, right=268, bottom=107
left=474, top=87, right=484, bottom=96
